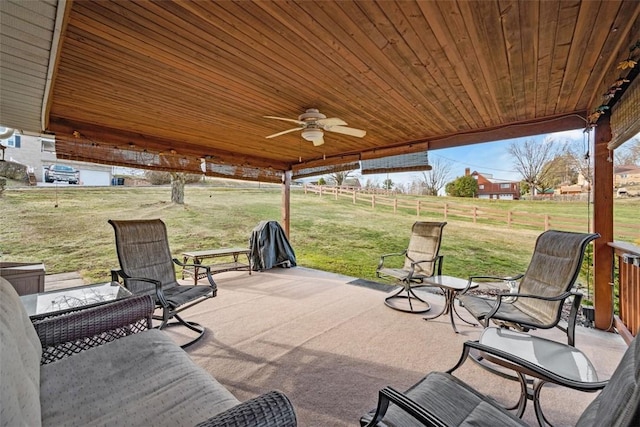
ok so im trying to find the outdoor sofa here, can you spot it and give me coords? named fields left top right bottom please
left=0, top=277, right=296, bottom=427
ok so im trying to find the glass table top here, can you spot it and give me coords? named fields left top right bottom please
left=20, top=282, right=132, bottom=318
left=479, top=327, right=599, bottom=383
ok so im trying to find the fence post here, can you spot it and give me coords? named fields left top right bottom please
left=393, top=198, right=397, bottom=213
left=444, top=203, right=448, bottom=220
left=335, top=187, right=338, bottom=200
left=472, top=206, right=477, bottom=223
left=319, top=186, right=323, bottom=197
left=353, top=188, right=356, bottom=204
left=545, top=215, right=550, bottom=230
left=416, top=200, right=420, bottom=217
left=304, top=184, right=308, bottom=194
left=372, top=194, right=375, bottom=209
left=507, top=211, right=512, bottom=227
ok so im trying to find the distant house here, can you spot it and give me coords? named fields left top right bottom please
left=467, top=168, right=520, bottom=200
left=614, top=165, right=640, bottom=188
left=0, top=132, right=112, bottom=185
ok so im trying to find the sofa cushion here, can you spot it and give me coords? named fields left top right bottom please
left=0, top=277, right=42, bottom=427
left=40, top=328, right=240, bottom=426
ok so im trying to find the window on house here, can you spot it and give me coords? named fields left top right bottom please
left=41, top=138, right=56, bottom=152
left=3, top=134, right=21, bottom=148
left=500, top=183, right=510, bottom=189
left=478, top=184, right=484, bottom=189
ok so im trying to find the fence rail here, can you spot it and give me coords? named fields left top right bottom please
left=303, top=184, right=640, bottom=241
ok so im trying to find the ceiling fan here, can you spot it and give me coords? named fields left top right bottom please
left=264, top=108, right=366, bottom=146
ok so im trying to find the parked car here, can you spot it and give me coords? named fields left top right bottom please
left=44, top=164, right=79, bottom=184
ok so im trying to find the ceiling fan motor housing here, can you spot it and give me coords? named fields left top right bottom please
left=298, top=108, right=326, bottom=122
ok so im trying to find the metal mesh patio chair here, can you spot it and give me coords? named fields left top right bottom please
left=109, top=219, right=217, bottom=348
left=377, top=222, right=446, bottom=313
left=360, top=333, right=640, bottom=427
left=458, top=230, right=599, bottom=346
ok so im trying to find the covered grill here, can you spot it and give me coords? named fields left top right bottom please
left=249, top=221, right=297, bottom=271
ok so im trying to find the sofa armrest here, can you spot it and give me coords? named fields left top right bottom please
left=194, top=391, right=297, bottom=427
left=33, top=295, right=154, bottom=364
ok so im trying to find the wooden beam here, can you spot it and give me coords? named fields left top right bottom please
left=49, top=118, right=290, bottom=171
left=593, top=116, right=614, bottom=331
left=281, top=171, right=291, bottom=238
left=428, top=113, right=588, bottom=150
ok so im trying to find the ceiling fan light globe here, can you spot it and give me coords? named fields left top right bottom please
left=301, top=128, right=323, bottom=143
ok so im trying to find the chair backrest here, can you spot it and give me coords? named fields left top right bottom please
left=403, top=222, right=446, bottom=276
left=577, top=335, right=640, bottom=427
left=109, top=219, right=179, bottom=295
left=515, top=230, right=599, bottom=327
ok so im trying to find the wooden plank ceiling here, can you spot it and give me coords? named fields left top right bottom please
left=44, top=0, right=640, bottom=181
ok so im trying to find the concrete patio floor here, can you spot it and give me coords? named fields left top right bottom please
left=44, top=268, right=626, bottom=425
left=162, top=266, right=627, bottom=427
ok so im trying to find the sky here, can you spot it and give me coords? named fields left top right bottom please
left=363, top=127, right=591, bottom=187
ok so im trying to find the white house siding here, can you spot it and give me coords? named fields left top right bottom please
left=3, top=133, right=111, bottom=183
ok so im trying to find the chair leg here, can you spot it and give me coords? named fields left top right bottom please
left=384, top=284, right=432, bottom=313
left=156, top=311, right=206, bottom=348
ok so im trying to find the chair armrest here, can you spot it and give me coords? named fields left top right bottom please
left=362, top=387, right=448, bottom=427
left=485, top=290, right=575, bottom=321
left=33, top=295, right=154, bottom=364
left=378, top=251, right=408, bottom=269
left=173, top=258, right=218, bottom=292
left=464, top=340, right=608, bottom=392
left=112, top=268, right=171, bottom=306
left=194, top=391, right=297, bottom=427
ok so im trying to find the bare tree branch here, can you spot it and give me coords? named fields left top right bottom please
left=418, top=157, right=452, bottom=195
left=508, top=139, right=557, bottom=195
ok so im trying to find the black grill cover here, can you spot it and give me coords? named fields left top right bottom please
left=249, top=220, right=297, bottom=271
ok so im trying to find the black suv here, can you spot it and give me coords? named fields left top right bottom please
left=44, top=164, right=79, bottom=184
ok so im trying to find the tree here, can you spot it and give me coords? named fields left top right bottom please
left=382, top=178, right=394, bottom=190
left=508, top=139, right=557, bottom=195
left=328, top=170, right=354, bottom=186
left=564, top=143, right=593, bottom=186
left=445, top=175, right=477, bottom=197
left=539, top=152, right=578, bottom=190
left=418, top=157, right=452, bottom=195
left=170, top=172, right=185, bottom=204
left=317, top=177, right=326, bottom=185
left=615, top=136, right=640, bottom=166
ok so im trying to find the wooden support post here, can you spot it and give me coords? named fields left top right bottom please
left=444, top=203, right=448, bottom=220
left=334, top=187, right=338, bottom=200
left=544, top=215, right=550, bottom=230
left=281, top=171, right=291, bottom=238
left=416, top=200, right=420, bottom=217
left=353, top=189, right=356, bottom=204
left=371, top=194, right=375, bottom=209
left=472, top=206, right=477, bottom=223
left=593, top=118, right=614, bottom=331
left=393, top=198, right=397, bottom=213
left=507, top=211, right=512, bottom=227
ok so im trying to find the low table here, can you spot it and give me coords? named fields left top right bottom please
left=475, top=328, right=604, bottom=425
left=422, top=275, right=478, bottom=333
left=182, top=248, right=252, bottom=285
left=20, top=282, right=132, bottom=320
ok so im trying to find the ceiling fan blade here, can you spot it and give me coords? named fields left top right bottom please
left=312, top=134, right=325, bottom=146
left=327, top=126, right=366, bottom=138
left=264, top=116, right=306, bottom=125
left=266, top=128, right=301, bottom=139
left=317, top=117, right=347, bottom=127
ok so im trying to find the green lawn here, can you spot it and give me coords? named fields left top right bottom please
left=1, top=185, right=637, bottom=288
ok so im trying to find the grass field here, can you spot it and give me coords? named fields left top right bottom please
left=1, top=185, right=637, bottom=288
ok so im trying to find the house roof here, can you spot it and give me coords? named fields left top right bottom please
left=614, top=165, right=640, bottom=174
left=472, top=171, right=518, bottom=184
left=1, top=1, right=639, bottom=182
